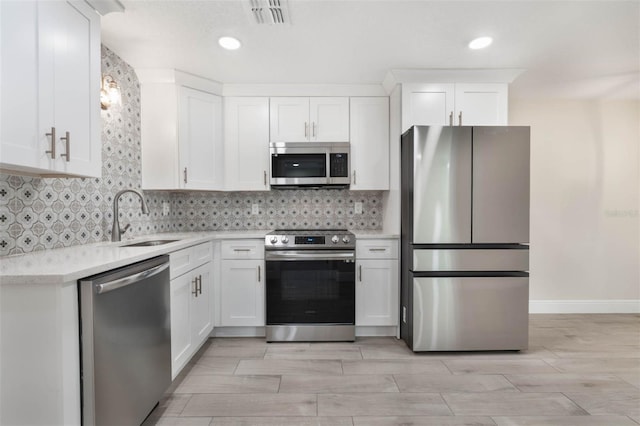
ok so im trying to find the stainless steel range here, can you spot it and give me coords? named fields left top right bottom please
left=265, top=229, right=356, bottom=342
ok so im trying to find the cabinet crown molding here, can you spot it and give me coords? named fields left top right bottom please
left=382, top=68, right=525, bottom=94
left=136, top=68, right=223, bottom=95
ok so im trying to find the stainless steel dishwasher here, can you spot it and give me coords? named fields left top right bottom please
left=79, top=255, right=171, bottom=426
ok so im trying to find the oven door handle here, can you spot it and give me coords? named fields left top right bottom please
left=266, top=250, right=355, bottom=261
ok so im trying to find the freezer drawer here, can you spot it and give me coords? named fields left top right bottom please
left=412, top=276, right=528, bottom=351
left=412, top=248, right=529, bottom=272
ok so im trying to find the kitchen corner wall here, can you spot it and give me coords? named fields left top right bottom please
left=0, top=46, right=382, bottom=257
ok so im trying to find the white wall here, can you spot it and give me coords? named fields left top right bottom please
left=509, top=99, right=640, bottom=310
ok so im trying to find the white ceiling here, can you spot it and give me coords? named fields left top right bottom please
left=101, top=0, right=640, bottom=99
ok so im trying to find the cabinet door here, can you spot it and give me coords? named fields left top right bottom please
left=224, top=97, right=270, bottom=191
left=179, top=87, right=223, bottom=190
left=42, top=0, right=100, bottom=177
left=269, top=97, right=309, bottom=142
left=0, top=1, right=42, bottom=173
left=350, top=97, right=389, bottom=190
left=220, top=259, right=264, bottom=326
left=401, top=84, right=455, bottom=132
left=309, top=97, right=349, bottom=142
left=0, top=0, right=100, bottom=177
left=192, top=263, right=213, bottom=345
left=170, top=272, right=194, bottom=379
left=356, top=259, right=398, bottom=326
left=455, top=84, right=508, bottom=126
left=472, top=126, right=530, bottom=244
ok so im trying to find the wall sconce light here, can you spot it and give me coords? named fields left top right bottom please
left=100, top=75, right=122, bottom=110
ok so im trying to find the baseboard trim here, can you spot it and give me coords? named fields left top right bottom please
left=530, top=299, right=640, bottom=314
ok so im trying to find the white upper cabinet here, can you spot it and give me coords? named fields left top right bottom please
left=310, top=97, right=350, bottom=142
left=454, top=84, right=508, bottom=126
left=402, top=84, right=455, bottom=130
left=224, top=97, right=270, bottom=191
left=401, top=83, right=508, bottom=132
left=350, top=97, right=390, bottom=190
left=139, top=70, right=223, bottom=190
left=270, top=97, right=349, bottom=142
left=0, top=0, right=101, bottom=177
left=179, top=87, right=224, bottom=190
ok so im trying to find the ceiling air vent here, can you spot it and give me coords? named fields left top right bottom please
left=245, top=0, right=290, bottom=25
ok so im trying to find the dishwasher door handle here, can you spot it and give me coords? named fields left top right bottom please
left=95, top=263, right=170, bottom=294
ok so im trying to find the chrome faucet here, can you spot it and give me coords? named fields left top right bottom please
left=111, top=189, right=150, bottom=242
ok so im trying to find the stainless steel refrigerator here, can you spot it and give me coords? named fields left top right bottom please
left=400, top=125, right=530, bottom=351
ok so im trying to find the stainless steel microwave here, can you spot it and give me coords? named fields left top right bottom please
left=269, top=142, right=350, bottom=188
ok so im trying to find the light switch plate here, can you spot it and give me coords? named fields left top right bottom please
left=162, top=202, right=170, bottom=216
left=354, top=202, right=363, bottom=214
left=252, top=204, right=260, bottom=215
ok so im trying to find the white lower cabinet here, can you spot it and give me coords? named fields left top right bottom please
left=219, top=240, right=265, bottom=327
left=356, top=239, right=399, bottom=327
left=170, top=242, right=213, bottom=378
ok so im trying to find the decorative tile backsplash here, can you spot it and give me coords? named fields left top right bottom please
left=0, top=46, right=382, bottom=257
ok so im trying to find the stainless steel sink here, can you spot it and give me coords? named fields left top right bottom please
left=120, top=239, right=179, bottom=247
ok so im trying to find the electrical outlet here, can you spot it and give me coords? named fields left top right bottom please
left=354, top=202, right=363, bottom=214
left=162, top=202, right=170, bottom=216
left=251, top=204, right=260, bottom=215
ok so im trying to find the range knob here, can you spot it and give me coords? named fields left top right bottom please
left=270, top=236, right=278, bottom=244
left=281, top=236, right=289, bottom=244
left=342, top=235, right=351, bottom=244
left=331, top=235, right=339, bottom=244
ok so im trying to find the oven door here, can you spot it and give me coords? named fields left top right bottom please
left=265, top=250, right=355, bottom=326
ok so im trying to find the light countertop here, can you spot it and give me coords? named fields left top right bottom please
left=0, top=231, right=269, bottom=286
left=0, top=229, right=398, bottom=285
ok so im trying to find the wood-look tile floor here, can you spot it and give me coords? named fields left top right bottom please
left=144, top=314, right=640, bottom=426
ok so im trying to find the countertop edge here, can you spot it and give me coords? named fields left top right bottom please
left=0, top=230, right=399, bottom=285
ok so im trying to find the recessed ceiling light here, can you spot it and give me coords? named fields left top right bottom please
left=468, top=36, right=493, bottom=50
left=219, top=36, right=242, bottom=50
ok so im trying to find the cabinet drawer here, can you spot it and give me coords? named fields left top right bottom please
left=221, top=239, right=264, bottom=260
left=356, top=239, right=398, bottom=259
left=170, top=242, right=213, bottom=279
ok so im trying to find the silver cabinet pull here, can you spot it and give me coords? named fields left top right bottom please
left=358, top=265, right=362, bottom=282
left=183, top=167, right=188, bottom=184
left=197, top=275, right=202, bottom=295
left=449, top=112, right=453, bottom=126
left=233, top=248, right=251, bottom=252
left=458, top=111, right=462, bottom=126
left=369, top=248, right=387, bottom=252
left=304, top=122, right=308, bottom=139
left=353, top=170, right=356, bottom=185
left=312, top=122, right=316, bottom=138
left=263, top=170, right=267, bottom=186
left=45, top=127, right=56, bottom=159
left=257, top=265, right=261, bottom=282
left=60, top=131, right=70, bottom=162
left=192, top=276, right=198, bottom=297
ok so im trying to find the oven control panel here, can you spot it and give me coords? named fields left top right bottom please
left=266, top=230, right=355, bottom=249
